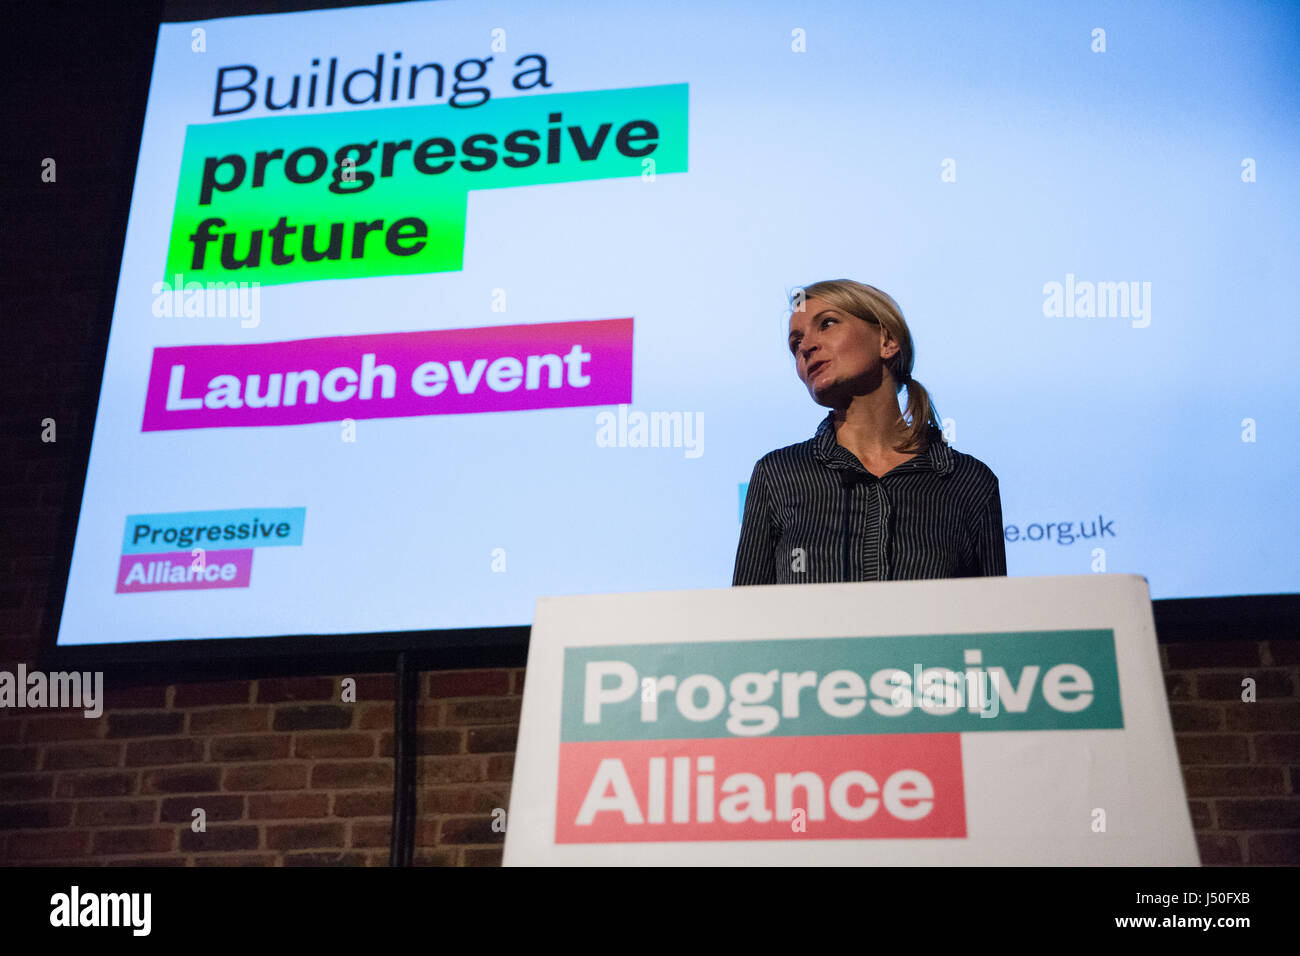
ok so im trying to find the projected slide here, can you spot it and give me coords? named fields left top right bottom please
left=56, top=0, right=1299, bottom=647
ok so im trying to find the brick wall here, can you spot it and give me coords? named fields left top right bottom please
left=2, top=629, right=1298, bottom=865
left=1162, top=640, right=1299, bottom=864
left=3, top=1, right=1297, bottom=867
left=0, top=661, right=519, bottom=866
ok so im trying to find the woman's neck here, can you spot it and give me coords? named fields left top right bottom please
left=830, top=395, right=914, bottom=459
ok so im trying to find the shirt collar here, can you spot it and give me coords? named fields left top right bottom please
left=811, top=410, right=954, bottom=477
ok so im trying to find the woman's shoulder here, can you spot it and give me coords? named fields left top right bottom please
left=753, top=433, right=821, bottom=472
left=933, top=438, right=1000, bottom=493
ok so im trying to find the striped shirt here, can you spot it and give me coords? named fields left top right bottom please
left=733, top=412, right=1006, bottom=584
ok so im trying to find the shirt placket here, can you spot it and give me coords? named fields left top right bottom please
left=860, top=477, right=891, bottom=581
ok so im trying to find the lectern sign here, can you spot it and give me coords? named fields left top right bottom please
left=505, top=575, right=1198, bottom=864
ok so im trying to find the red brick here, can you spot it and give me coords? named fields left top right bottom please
left=223, top=763, right=309, bottom=792
left=1215, top=799, right=1300, bottom=829
left=1254, top=734, right=1300, bottom=763
left=1196, top=834, right=1243, bottom=865
left=422, top=788, right=508, bottom=814
left=256, top=677, right=335, bottom=703
left=161, top=795, right=244, bottom=823
left=74, top=799, right=158, bottom=827
left=1183, top=766, right=1287, bottom=797
left=510, top=669, right=525, bottom=695
left=357, top=703, right=394, bottom=729
left=180, top=825, right=260, bottom=852
left=350, top=675, right=395, bottom=701
left=467, top=726, right=518, bottom=753
left=283, top=850, right=367, bottom=866
left=417, top=703, right=446, bottom=727
left=173, top=681, right=251, bottom=707
left=6, top=830, right=89, bottom=860
left=91, top=828, right=176, bottom=855
left=414, top=755, right=483, bottom=785
left=349, top=820, right=390, bottom=848
left=446, top=699, right=521, bottom=725
left=1247, top=832, right=1300, bottom=864
left=1165, top=642, right=1262, bottom=669
left=292, top=732, right=374, bottom=759
left=332, top=791, right=392, bottom=817
left=310, top=761, right=392, bottom=789
left=1175, top=734, right=1248, bottom=765
left=0, top=802, right=73, bottom=828
left=141, top=767, right=221, bottom=794
left=0, top=718, right=22, bottom=745
left=42, top=742, right=123, bottom=770
left=23, top=715, right=103, bottom=742
left=188, top=707, right=270, bottom=734
left=439, top=816, right=504, bottom=845
left=2, top=773, right=52, bottom=799
left=273, top=705, right=352, bottom=731
left=414, top=819, right=439, bottom=846
left=209, top=734, right=289, bottom=762
left=248, top=793, right=329, bottom=819
left=1168, top=703, right=1223, bottom=732
left=1224, top=702, right=1300, bottom=732
left=101, top=684, right=168, bottom=709
left=379, top=729, right=461, bottom=757
left=0, top=746, right=40, bottom=771
left=1197, top=670, right=1293, bottom=699
left=463, top=847, right=503, bottom=867
left=125, top=738, right=204, bottom=766
left=486, top=755, right=514, bottom=782
left=55, top=771, right=137, bottom=798
left=107, top=712, right=184, bottom=738
left=428, top=670, right=510, bottom=699
left=265, top=822, right=346, bottom=850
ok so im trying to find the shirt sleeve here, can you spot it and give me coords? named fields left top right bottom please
left=732, top=458, right=776, bottom=585
left=968, top=480, right=1007, bottom=577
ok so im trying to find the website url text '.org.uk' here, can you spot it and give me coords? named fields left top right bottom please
left=1004, top=514, right=1115, bottom=545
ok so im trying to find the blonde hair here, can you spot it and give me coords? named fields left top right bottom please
left=791, top=278, right=943, bottom=454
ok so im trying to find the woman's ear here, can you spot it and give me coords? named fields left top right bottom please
left=878, top=329, right=901, bottom=360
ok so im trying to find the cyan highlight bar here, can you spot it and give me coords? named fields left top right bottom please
left=122, top=507, right=306, bottom=553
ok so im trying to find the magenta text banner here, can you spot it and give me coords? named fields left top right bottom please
left=142, top=318, right=634, bottom=431
left=117, top=549, right=254, bottom=592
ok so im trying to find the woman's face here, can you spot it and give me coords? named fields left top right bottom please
left=788, top=295, right=897, bottom=404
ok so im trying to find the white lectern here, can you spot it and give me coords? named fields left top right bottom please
left=504, top=573, right=1197, bottom=865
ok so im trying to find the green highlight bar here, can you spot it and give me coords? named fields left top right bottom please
left=562, top=629, right=1123, bottom=741
left=166, top=84, right=688, bottom=286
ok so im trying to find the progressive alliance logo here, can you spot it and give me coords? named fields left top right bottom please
left=116, top=507, right=305, bottom=593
